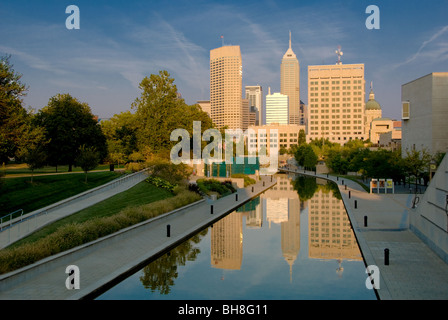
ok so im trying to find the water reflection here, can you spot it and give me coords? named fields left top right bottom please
left=97, top=174, right=375, bottom=300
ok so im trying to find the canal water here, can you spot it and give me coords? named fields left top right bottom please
left=96, top=174, right=377, bottom=300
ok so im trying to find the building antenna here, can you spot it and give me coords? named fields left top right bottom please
left=335, top=45, right=343, bottom=65
left=221, top=35, right=224, bottom=47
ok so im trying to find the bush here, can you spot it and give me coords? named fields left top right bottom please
left=231, top=173, right=256, bottom=187
left=125, top=162, right=144, bottom=172
left=196, top=178, right=235, bottom=197
left=0, top=189, right=201, bottom=275
left=145, top=175, right=176, bottom=193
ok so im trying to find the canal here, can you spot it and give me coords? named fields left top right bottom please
left=96, top=174, right=377, bottom=300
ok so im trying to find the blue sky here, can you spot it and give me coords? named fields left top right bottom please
left=1, top=0, right=448, bottom=120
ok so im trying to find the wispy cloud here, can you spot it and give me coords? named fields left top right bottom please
left=392, top=25, right=448, bottom=69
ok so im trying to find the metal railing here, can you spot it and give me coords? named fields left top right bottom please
left=0, top=168, right=149, bottom=234
left=0, top=209, right=24, bottom=231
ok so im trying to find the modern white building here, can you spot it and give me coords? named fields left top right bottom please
left=401, top=72, right=448, bottom=157
left=266, top=90, right=289, bottom=125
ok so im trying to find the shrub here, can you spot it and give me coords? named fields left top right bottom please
left=145, top=175, right=176, bottom=193
left=125, top=162, right=143, bottom=172
left=0, top=189, right=201, bottom=275
left=231, top=173, right=256, bottom=187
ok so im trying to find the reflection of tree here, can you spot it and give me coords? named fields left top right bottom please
left=292, top=175, right=318, bottom=201
left=293, top=175, right=342, bottom=201
left=139, top=229, right=208, bottom=294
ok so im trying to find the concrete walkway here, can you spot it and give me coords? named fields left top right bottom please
left=0, top=176, right=277, bottom=300
left=0, top=170, right=147, bottom=249
left=281, top=168, right=448, bottom=300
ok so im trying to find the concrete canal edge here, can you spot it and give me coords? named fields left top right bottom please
left=0, top=176, right=277, bottom=300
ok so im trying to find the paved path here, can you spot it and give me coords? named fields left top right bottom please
left=0, top=176, right=277, bottom=300
left=282, top=168, right=448, bottom=300
left=0, top=170, right=146, bottom=249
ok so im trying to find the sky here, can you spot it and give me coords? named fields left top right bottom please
left=1, top=0, right=448, bottom=121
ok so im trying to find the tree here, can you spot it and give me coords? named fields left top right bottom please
left=403, top=148, right=432, bottom=191
left=132, top=71, right=213, bottom=159
left=33, top=94, right=107, bottom=171
left=76, top=145, right=100, bottom=183
left=0, top=55, right=30, bottom=163
left=298, top=129, right=306, bottom=145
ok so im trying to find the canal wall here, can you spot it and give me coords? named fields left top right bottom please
left=0, top=176, right=277, bottom=300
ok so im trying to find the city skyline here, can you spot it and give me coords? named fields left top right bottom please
left=1, top=0, right=448, bottom=121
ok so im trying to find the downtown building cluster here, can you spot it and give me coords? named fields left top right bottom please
left=197, top=33, right=404, bottom=157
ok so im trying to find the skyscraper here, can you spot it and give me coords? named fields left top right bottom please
left=210, top=45, right=243, bottom=130
left=266, top=89, right=289, bottom=125
left=245, top=85, right=263, bottom=126
left=307, top=60, right=365, bottom=144
left=281, top=31, right=300, bottom=125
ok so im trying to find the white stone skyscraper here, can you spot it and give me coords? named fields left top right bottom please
left=281, top=31, right=300, bottom=125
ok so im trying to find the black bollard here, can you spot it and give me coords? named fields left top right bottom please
left=211, top=205, right=214, bottom=214
left=349, top=190, right=351, bottom=198
left=167, top=224, right=171, bottom=237
left=235, top=193, right=238, bottom=201
left=345, top=185, right=347, bottom=190
left=354, top=200, right=358, bottom=209
left=271, top=176, right=273, bottom=182
left=263, top=181, right=265, bottom=187
left=342, top=180, right=344, bottom=185
left=252, top=186, right=254, bottom=192
left=337, top=176, right=339, bottom=181
left=364, top=216, right=368, bottom=227
left=384, top=248, right=390, bottom=265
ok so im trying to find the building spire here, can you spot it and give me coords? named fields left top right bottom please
left=289, top=30, right=292, bottom=49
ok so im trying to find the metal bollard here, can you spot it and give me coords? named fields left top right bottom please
left=271, top=176, right=273, bottom=182
left=354, top=200, right=358, bottom=209
left=211, top=205, right=213, bottom=214
left=384, top=248, right=390, bottom=265
left=349, top=190, right=351, bottom=198
left=263, top=181, right=265, bottom=186
left=364, top=216, right=368, bottom=227
left=342, top=180, right=344, bottom=185
left=167, top=224, right=171, bottom=237
left=252, top=186, right=254, bottom=192
left=345, top=184, right=347, bottom=190
left=235, top=193, right=238, bottom=201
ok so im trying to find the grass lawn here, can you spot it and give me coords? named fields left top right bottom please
left=1, top=163, right=124, bottom=176
left=0, top=171, right=122, bottom=217
left=11, top=180, right=173, bottom=247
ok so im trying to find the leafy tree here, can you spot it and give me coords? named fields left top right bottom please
left=33, top=94, right=107, bottom=171
left=403, top=148, right=432, bottom=191
left=298, top=129, right=306, bottom=145
left=0, top=55, right=30, bottom=163
left=132, top=70, right=213, bottom=159
left=76, top=145, right=100, bottom=183
left=101, top=111, right=138, bottom=162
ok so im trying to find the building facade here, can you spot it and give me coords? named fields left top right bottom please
left=266, top=91, right=289, bottom=125
left=307, top=63, right=365, bottom=144
left=401, top=72, right=448, bottom=157
left=281, top=32, right=300, bottom=125
left=210, top=45, right=243, bottom=130
left=245, top=85, right=263, bottom=126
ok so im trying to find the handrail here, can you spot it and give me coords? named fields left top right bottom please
left=0, top=209, right=24, bottom=231
left=0, top=168, right=149, bottom=233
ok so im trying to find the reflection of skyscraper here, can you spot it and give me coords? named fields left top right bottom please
left=281, top=201, right=300, bottom=282
left=308, top=187, right=362, bottom=262
left=211, top=211, right=243, bottom=270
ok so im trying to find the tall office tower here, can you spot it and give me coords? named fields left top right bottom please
left=281, top=31, right=300, bottom=125
left=307, top=60, right=365, bottom=144
left=245, top=85, right=263, bottom=126
left=266, top=89, right=289, bottom=125
left=210, top=45, right=243, bottom=130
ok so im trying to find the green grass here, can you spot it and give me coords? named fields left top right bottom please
left=1, top=163, right=124, bottom=175
left=0, top=171, right=122, bottom=216
left=0, top=185, right=202, bottom=274
left=10, top=180, right=174, bottom=248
